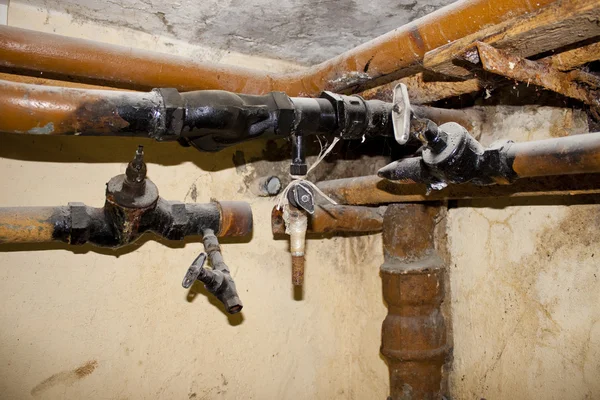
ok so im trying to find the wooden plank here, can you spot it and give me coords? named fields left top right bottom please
left=542, top=41, right=600, bottom=71
left=423, top=0, right=600, bottom=78
left=361, top=73, right=482, bottom=104
left=476, top=42, right=599, bottom=107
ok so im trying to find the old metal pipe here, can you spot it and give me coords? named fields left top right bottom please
left=317, top=174, right=600, bottom=205
left=508, top=133, right=600, bottom=178
left=0, top=201, right=251, bottom=246
left=0, top=148, right=252, bottom=246
left=0, top=0, right=555, bottom=95
left=0, top=79, right=392, bottom=151
left=381, top=203, right=449, bottom=399
left=0, top=79, right=162, bottom=137
left=378, top=122, right=600, bottom=187
left=271, top=204, right=386, bottom=235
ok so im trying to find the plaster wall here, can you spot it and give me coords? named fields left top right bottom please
left=17, top=0, right=454, bottom=65
left=448, top=107, right=600, bottom=399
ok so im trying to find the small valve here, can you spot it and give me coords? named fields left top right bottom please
left=287, top=182, right=315, bottom=214
left=181, top=231, right=243, bottom=314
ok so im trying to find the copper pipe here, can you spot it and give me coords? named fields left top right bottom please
left=271, top=204, right=386, bottom=235
left=0, top=0, right=554, bottom=96
left=381, top=204, right=449, bottom=399
left=508, top=133, right=600, bottom=178
left=317, top=174, right=600, bottom=205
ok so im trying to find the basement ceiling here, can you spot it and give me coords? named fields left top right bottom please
left=23, top=0, right=456, bottom=65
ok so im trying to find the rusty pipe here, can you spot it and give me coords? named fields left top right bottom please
left=0, top=207, right=59, bottom=243
left=0, top=201, right=252, bottom=246
left=0, top=147, right=252, bottom=246
left=508, top=133, right=600, bottom=178
left=0, top=79, right=394, bottom=151
left=0, top=0, right=555, bottom=95
left=381, top=203, right=449, bottom=399
left=316, top=174, right=600, bottom=205
left=271, top=204, right=385, bottom=234
left=0, top=79, right=162, bottom=136
left=378, top=127, right=600, bottom=186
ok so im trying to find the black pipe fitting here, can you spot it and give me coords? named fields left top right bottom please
left=201, top=229, right=243, bottom=314
left=378, top=122, right=517, bottom=186
left=141, top=88, right=394, bottom=151
left=57, top=147, right=233, bottom=247
left=181, top=229, right=243, bottom=314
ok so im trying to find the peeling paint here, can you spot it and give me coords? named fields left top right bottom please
left=27, top=122, right=54, bottom=135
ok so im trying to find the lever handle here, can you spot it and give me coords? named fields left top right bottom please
left=182, top=252, right=207, bottom=289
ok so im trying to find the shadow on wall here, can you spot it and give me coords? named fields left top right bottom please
left=186, top=280, right=245, bottom=326
left=0, top=233, right=251, bottom=324
left=0, top=131, right=396, bottom=172
left=0, top=132, right=250, bottom=171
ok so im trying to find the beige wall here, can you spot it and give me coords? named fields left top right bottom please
left=1, top=4, right=599, bottom=400
left=448, top=107, right=600, bottom=399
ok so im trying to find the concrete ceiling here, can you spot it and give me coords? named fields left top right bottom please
left=24, top=0, right=455, bottom=65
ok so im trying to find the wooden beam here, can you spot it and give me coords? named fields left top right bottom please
left=476, top=42, right=599, bottom=107
left=542, top=41, right=600, bottom=71
left=361, top=73, right=482, bottom=104
left=423, top=0, right=600, bottom=78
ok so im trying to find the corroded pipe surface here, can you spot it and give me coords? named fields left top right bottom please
left=0, top=0, right=554, bottom=95
left=0, top=79, right=161, bottom=136
left=0, top=201, right=252, bottom=246
left=317, top=174, right=600, bottom=205
left=508, top=134, right=600, bottom=178
left=271, top=204, right=386, bottom=234
left=0, top=79, right=393, bottom=151
left=381, top=204, right=448, bottom=399
left=0, top=207, right=64, bottom=243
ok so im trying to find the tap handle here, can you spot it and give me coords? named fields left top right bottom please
left=182, top=252, right=207, bottom=289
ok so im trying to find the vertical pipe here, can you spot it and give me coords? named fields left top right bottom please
left=380, top=204, right=449, bottom=400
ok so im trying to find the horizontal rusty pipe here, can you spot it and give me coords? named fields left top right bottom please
left=0, top=201, right=252, bottom=246
left=378, top=128, right=600, bottom=187
left=271, top=204, right=386, bottom=235
left=381, top=204, right=449, bottom=399
left=0, top=79, right=393, bottom=151
left=0, top=79, right=162, bottom=136
left=0, top=207, right=58, bottom=243
left=317, top=174, right=600, bottom=205
left=0, top=0, right=555, bottom=95
left=508, top=133, right=600, bottom=178
left=412, top=105, right=485, bottom=136
left=0, top=147, right=252, bottom=246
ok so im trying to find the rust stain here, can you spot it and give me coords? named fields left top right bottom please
left=217, top=201, right=253, bottom=237
left=0, top=208, right=56, bottom=243
left=291, top=255, right=305, bottom=286
left=74, top=360, right=98, bottom=378
left=31, top=360, right=98, bottom=397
